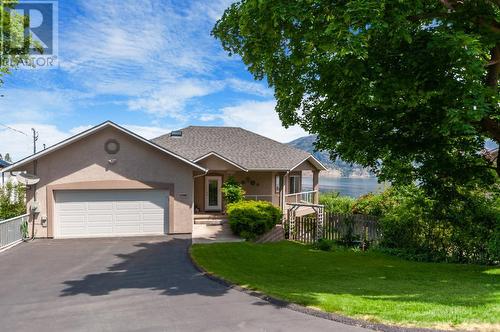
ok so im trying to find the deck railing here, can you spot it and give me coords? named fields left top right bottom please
left=0, top=214, right=28, bottom=250
left=244, top=195, right=273, bottom=202
left=284, top=190, right=318, bottom=204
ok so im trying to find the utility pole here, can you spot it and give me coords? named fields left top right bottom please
left=31, top=128, right=39, bottom=154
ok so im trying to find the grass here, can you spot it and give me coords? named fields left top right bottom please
left=191, top=241, right=500, bottom=331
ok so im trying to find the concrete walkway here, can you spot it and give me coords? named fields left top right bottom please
left=192, top=223, right=244, bottom=244
left=0, top=236, right=369, bottom=331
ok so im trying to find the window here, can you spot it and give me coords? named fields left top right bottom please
left=289, top=175, right=301, bottom=194
left=275, top=175, right=281, bottom=193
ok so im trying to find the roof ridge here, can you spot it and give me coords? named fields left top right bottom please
left=232, top=127, right=311, bottom=155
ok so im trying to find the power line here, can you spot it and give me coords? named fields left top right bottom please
left=0, top=123, right=29, bottom=136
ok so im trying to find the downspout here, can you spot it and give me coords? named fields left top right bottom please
left=30, top=160, right=37, bottom=240
left=281, top=170, right=290, bottom=213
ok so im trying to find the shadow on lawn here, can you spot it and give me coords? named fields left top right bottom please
left=61, top=237, right=229, bottom=298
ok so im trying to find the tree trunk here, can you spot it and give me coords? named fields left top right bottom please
left=482, top=44, right=500, bottom=177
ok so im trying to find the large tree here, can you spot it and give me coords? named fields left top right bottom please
left=0, top=1, right=40, bottom=83
left=213, top=0, right=499, bottom=195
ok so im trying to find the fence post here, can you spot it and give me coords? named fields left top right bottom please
left=316, top=205, right=324, bottom=242
left=287, top=208, right=296, bottom=241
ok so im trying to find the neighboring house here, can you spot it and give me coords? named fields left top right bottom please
left=2, top=121, right=325, bottom=239
left=0, top=159, right=12, bottom=186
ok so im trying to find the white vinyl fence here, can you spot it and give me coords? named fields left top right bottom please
left=0, top=214, right=28, bottom=250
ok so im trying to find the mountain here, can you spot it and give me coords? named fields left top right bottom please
left=288, top=135, right=374, bottom=177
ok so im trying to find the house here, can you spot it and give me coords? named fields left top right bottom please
left=0, top=159, right=12, bottom=186
left=2, top=121, right=325, bottom=239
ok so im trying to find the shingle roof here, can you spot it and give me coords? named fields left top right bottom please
left=152, top=126, right=316, bottom=170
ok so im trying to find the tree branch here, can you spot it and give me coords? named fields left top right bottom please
left=485, top=44, right=499, bottom=92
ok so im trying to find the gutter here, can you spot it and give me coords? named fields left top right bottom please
left=193, top=169, right=209, bottom=179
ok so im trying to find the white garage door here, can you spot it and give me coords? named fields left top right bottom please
left=54, top=190, right=168, bottom=238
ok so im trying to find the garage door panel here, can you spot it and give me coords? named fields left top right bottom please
left=87, top=226, right=113, bottom=235
left=143, top=213, right=164, bottom=221
left=58, top=202, right=86, bottom=211
left=87, top=201, right=114, bottom=210
left=115, top=201, right=142, bottom=210
left=55, top=190, right=168, bottom=238
left=115, top=214, right=142, bottom=222
left=114, top=225, right=142, bottom=234
left=142, top=201, right=163, bottom=209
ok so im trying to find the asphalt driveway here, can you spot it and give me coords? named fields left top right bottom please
left=0, top=236, right=368, bottom=331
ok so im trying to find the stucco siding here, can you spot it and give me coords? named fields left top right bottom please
left=195, top=155, right=242, bottom=171
left=24, top=127, right=195, bottom=238
left=293, top=160, right=317, bottom=171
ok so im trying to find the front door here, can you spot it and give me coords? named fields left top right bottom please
left=205, top=176, right=222, bottom=211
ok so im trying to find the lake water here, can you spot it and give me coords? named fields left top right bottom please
left=303, top=177, right=387, bottom=198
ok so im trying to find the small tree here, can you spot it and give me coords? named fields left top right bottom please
left=4, top=153, right=12, bottom=162
left=0, top=181, right=26, bottom=220
left=221, top=176, right=245, bottom=205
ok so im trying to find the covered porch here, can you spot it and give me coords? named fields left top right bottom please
left=192, top=151, right=323, bottom=221
left=193, top=170, right=320, bottom=214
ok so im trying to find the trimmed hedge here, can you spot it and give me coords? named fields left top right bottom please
left=227, top=200, right=282, bottom=240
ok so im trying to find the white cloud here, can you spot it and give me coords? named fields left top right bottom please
left=0, top=122, right=173, bottom=162
left=128, top=79, right=224, bottom=119
left=0, top=123, right=71, bottom=161
left=220, top=100, right=307, bottom=142
left=122, top=125, right=172, bottom=139
left=61, top=0, right=231, bottom=89
left=199, top=114, right=220, bottom=122
left=0, top=89, right=87, bottom=123
left=225, top=78, right=273, bottom=97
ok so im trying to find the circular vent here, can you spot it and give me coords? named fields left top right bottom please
left=104, top=139, right=120, bottom=154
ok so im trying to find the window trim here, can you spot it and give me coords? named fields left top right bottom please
left=288, top=175, right=301, bottom=194
left=275, top=175, right=281, bottom=193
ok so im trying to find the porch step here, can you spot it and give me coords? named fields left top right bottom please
left=194, top=214, right=229, bottom=225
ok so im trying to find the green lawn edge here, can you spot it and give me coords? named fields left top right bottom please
left=190, top=241, right=499, bottom=331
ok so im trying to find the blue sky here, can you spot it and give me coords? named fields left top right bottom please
left=0, top=0, right=307, bottom=161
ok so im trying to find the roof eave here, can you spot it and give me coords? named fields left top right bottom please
left=2, top=121, right=208, bottom=173
left=289, top=155, right=327, bottom=172
left=193, top=152, right=248, bottom=172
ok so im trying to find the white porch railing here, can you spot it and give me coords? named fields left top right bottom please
left=0, top=213, right=28, bottom=250
left=244, top=195, right=273, bottom=202
left=285, top=190, right=318, bottom=204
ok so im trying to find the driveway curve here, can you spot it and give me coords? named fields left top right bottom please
left=0, top=236, right=369, bottom=331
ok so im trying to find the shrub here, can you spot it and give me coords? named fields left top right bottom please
left=319, top=185, right=499, bottom=264
left=351, top=189, right=396, bottom=217
left=319, top=192, right=355, bottom=214
left=221, top=176, right=245, bottom=205
left=0, top=181, right=26, bottom=220
left=314, top=238, right=335, bottom=251
left=378, top=186, right=500, bottom=265
left=338, top=215, right=361, bottom=247
left=227, top=200, right=282, bottom=240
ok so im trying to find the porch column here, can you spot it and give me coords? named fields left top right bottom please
left=281, top=173, right=287, bottom=213
left=312, top=170, right=320, bottom=204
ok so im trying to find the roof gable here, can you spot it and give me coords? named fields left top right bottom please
left=153, top=126, right=326, bottom=171
left=3, top=121, right=207, bottom=173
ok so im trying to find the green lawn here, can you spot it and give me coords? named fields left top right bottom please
left=191, top=242, right=499, bottom=330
